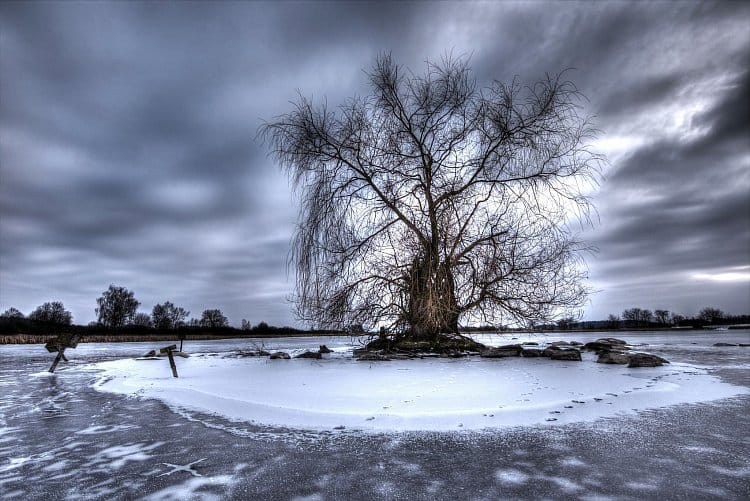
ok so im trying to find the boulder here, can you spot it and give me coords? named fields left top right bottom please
left=549, top=349, right=582, bottom=361
left=480, top=345, right=522, bottom=358
left=522, top=342, right=539, bottom=346
left=270, top=351, right=291, bottom=360
left=521, top=348, right=544, bottom=357
left=143, top=350, right=157, bottom=358
left=549, top=341, right=573, bottom=347
left=584, top=338, right=629, bottom=353
left=597, top=351, right=629, bottom=364
left=356, top=352, right=390, bottom=361
left=627, top=353, right=669, bottom=368
left=319, top=345, right=333, bottom=354
left=598, top=338, right=627, bottom=345
left=713, top=342, right=738, bottom=347
left=295, top=351, right=322, bottom=359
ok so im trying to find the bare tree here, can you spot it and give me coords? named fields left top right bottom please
left=606, top=313, right=620, bottom=329
left=96, top=285, right=140, bottom=331
left=699, top=307, right=724, bottom=324
left=200, top=309, right=228, bottom=328
left=263, top=54, right=601, bottom=339
left=1, top=307, right=24, bottom=318
left=29, top=301, right=72, bottom=325
left=152, top=302, right=189, bottom=330
left=622, top=307, right=653, bottom=327
left=131, top=312, right=153, bottom=328
left=654, top=309, right=670, bottom=326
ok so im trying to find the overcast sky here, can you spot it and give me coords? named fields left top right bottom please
left=1, top=1, right=748, bottom=327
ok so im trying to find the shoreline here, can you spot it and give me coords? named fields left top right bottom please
left=1, top=326, right=745, bottom=344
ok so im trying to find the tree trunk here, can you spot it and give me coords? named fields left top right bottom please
left=405, top=254, right=459, bottom=339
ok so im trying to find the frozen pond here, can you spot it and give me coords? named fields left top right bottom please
left=1, top=330, right=749, bottom=499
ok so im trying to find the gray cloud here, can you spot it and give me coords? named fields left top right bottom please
left=1, top=1, right=748, bottom=325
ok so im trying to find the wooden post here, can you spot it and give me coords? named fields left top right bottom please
left=160, top=344, right=179, bottom=378
left=45, top=334, right=78, bottom=373
left=49, top=346, right=65, bottom=373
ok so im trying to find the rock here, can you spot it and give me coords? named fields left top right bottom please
left=522, top=342, right=539, bottom=346
left=356, top=352, right=391, bottom=361
left=598, top=338, right=627, bottom=345
left=319, top=345, right=333, bottom=354
left=549, top=341, right=573, bottom=347
left=597, top=351, right=629, bottom=364
left=295, top=351, right=322, bottom=359
left=521, top=348, right=544, bottom=357
left=269, top=352, right=291, bottom=360
left=258, top=350, right=271, bottom=356
left=713, top=342, right=738, bottom=347
left=584, top=338, right=629, bottom=353
left=439, top=350, right=467, bottom=358
left=569, top=341, right=583, bottom=346
left=627, top=353, right=669, bottom=368
left=143, top=350, right=156, bottom=357
left=549, top=349, right=582, bottom=361
left=480, top=345, right=522, bottom=358
left=173, top=351, right=190, bottom=358
left=739, top=344, right=750, bottom=347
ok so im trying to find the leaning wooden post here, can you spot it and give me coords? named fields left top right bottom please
left=160, top=344, right=179, bottom=378
left=45, top=333, right=79, bottom=373
left=49, top=347, right=65, bottom=373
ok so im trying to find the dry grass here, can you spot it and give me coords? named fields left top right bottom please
left=0, top=332, right=351, bottom=344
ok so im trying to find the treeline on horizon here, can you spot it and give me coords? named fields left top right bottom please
left=2, top=284, right=749, bottom=340
left=0, top=284, right=344, bottom=341
left=464, top=306, right=750, bottom=332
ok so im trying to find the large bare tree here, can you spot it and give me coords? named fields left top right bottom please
left=263, top=55, right=601, bottom=339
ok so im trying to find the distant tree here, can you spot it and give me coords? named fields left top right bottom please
left=1, top=307, right=24, bottom=318
left=96, top=285, right=140, bottom=331
left=654, top=309, right=670, bottom=326
left=255, top=321, right=269, bottom=331
left=241, top=319, right=252, bottom=330
left=622, top=307, right=653, bottom=327
left=606, top=314, right=620, bottom=329
left=556, top=316, right=576, bottom=330
left=347, top=324, right=365, bottom=334
left=200, top=309, right=228, bottom=328
left=670, top=312, right=685, bottom=326
left=29, top=301, right=72, bottom=325
left=699, top=307, right=725, bottom=324
left=131, top=312, right=152, bottom=328
left=152, top=302, right=189, bottom=330
left=188, top=318, right=201, bottom=327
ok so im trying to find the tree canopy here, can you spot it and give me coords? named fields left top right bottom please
left=96, top=285, right=140, bottom=330
left=263, top=55, right=601, bottom=337
left=28, top=301, right=72, bottom=325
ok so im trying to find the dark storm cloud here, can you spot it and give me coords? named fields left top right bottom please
left=1, top=1, right=748, bottom=324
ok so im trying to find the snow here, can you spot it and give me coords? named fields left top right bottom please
left=90, top=345, right=748, bottom=432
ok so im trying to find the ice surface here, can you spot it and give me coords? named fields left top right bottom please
left=90, top=345, right=748, bottom=432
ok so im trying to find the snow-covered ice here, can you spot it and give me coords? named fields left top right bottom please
left=91, top=346, right=748, bottom=432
